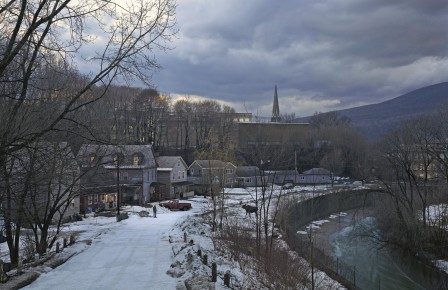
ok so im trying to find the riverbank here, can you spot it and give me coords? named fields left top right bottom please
left=299, top=207, right=376, bottom=257
left=305, top=208, right=433, bottom=290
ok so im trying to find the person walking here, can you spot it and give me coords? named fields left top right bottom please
left=153, top=205, right=157, bottom=218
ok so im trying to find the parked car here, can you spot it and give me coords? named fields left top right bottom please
left=159, top=200, right=192, bottom=211
left=282, top=183, right=294, bottom=189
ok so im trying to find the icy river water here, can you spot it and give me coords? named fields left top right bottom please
left=330, top=217, right=425, bottom=290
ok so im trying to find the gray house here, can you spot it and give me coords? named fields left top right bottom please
left=267, top=170, right=300, bottom=185
left=156, top=156, right=193, bottom=200
left=235, top=166, right=266, bottom=187
left=264, top=168, right=333, bottom=185
left=298, top=168, right=333, bottom=184
left=77, top=144, right=158, bottom=211
left=188, top=160, right=237, bottom=195
left=7, top=142, right=80, bottom=221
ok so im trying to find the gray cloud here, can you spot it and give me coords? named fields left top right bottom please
left=152, top=0, right=448, bottom=117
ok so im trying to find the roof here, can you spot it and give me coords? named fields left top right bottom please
left=171, top=181, right=193, bottom=186
left=77, top=144, right=157, bottom=168
left=303, top=168, right=332, bottom=175
left=9, top=142, right=78, bottom=175
left=235, top=166, right=260, bottom=177
left=190, top=160, right=235, bottom=169
left=156, top=156, right=187, bottom=169
left=192, top=160, right=225, bottom=168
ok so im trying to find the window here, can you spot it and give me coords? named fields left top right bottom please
left=190, top=168, right=194, bottom=175
left=113, top=153, right=124, bottom=165
left=300, top=176, right=305, bottom=180
left=132, top=153, right=143, bottom=165
left=88, top=195, right=93, bottom=204
left=182, top=171, right=185, bottom=179
left=245, top=177, right=252, bottom=183
left=227, top=178, right=234, bottom=184
left=226, top=169, right=233, bottom=174
left=121, top=172, right=128, bottom=180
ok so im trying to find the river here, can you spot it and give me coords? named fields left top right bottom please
left=330, top=216, right=425, bottom=290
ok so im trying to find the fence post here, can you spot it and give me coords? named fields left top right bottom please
left=17, top=260, right=22, bottom=274
left=184, top=232, right=187, bottom=243
left=211, top=262, right=217, bottom=282
left=202, top=254, right=208, bottom=265
left=224, top=271, right=230, bottom=287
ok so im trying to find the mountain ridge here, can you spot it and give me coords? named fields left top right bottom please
left=295, top=82, right=448, bottom=139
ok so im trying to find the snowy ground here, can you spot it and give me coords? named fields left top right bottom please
left=16, top=204, right=200, bottom=290
left=0, top=183, right=369, bottom=289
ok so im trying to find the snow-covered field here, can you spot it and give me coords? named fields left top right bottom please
left=0, top=184, right=365, bottom=289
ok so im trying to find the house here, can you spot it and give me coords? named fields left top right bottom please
left=77, top=144, right=158, bottom=212
left=6, top=142, right=80, bottom=222
left=235, top=166, right=265, bottom=187
left=298, top=168, right=333, bottom=184
left=266, top=170, right=300, bottom=185
left=188, top=160, right=237, bottom=195
left=156, top=156, right=194, bottom=200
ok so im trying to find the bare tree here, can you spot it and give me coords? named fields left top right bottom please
left=24, top=143, right=80, bottom=256
left=173, top=97, right=193, bottom=157
left=0, top=0, right=177, bottom=266
left=373, top=115, right=447, bottom=253
left=3, top=141, right=81, bottom=260
left=0, top=0, right=176, bottom=157
left=306, top=111, right=370, bottom=179
left=280, top=112, right=296, bottom=123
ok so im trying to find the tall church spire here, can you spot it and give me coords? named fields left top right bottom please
left=271, top=85, right=280, bottom=122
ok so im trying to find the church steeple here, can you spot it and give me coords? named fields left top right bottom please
left=271, top=85, right=280, bottom=122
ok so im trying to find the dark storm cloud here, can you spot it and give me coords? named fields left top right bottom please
left=152, top=0, right=448, bottom=117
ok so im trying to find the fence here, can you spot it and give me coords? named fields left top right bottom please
left=290, top=234, right=364, bottom=290
left=283, top=189, right=448, bottom=290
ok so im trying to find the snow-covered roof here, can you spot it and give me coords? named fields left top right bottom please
left=303, top=168, right=332, bottom=175
left=77, top=144, right=157, bottom=168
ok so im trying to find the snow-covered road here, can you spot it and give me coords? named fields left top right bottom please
left=22, top=209, right=193, bottom=290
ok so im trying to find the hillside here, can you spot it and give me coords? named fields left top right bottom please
left=295, top=82, right=448, bottom=139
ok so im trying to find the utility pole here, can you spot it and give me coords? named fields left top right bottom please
left=116, top=153, right=120, bottom=218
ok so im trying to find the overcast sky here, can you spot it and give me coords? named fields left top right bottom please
left=150, top=0, right=448, bottom=118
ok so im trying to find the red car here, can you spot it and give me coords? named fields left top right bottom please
left=159, top=200, right=192, bottom=211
